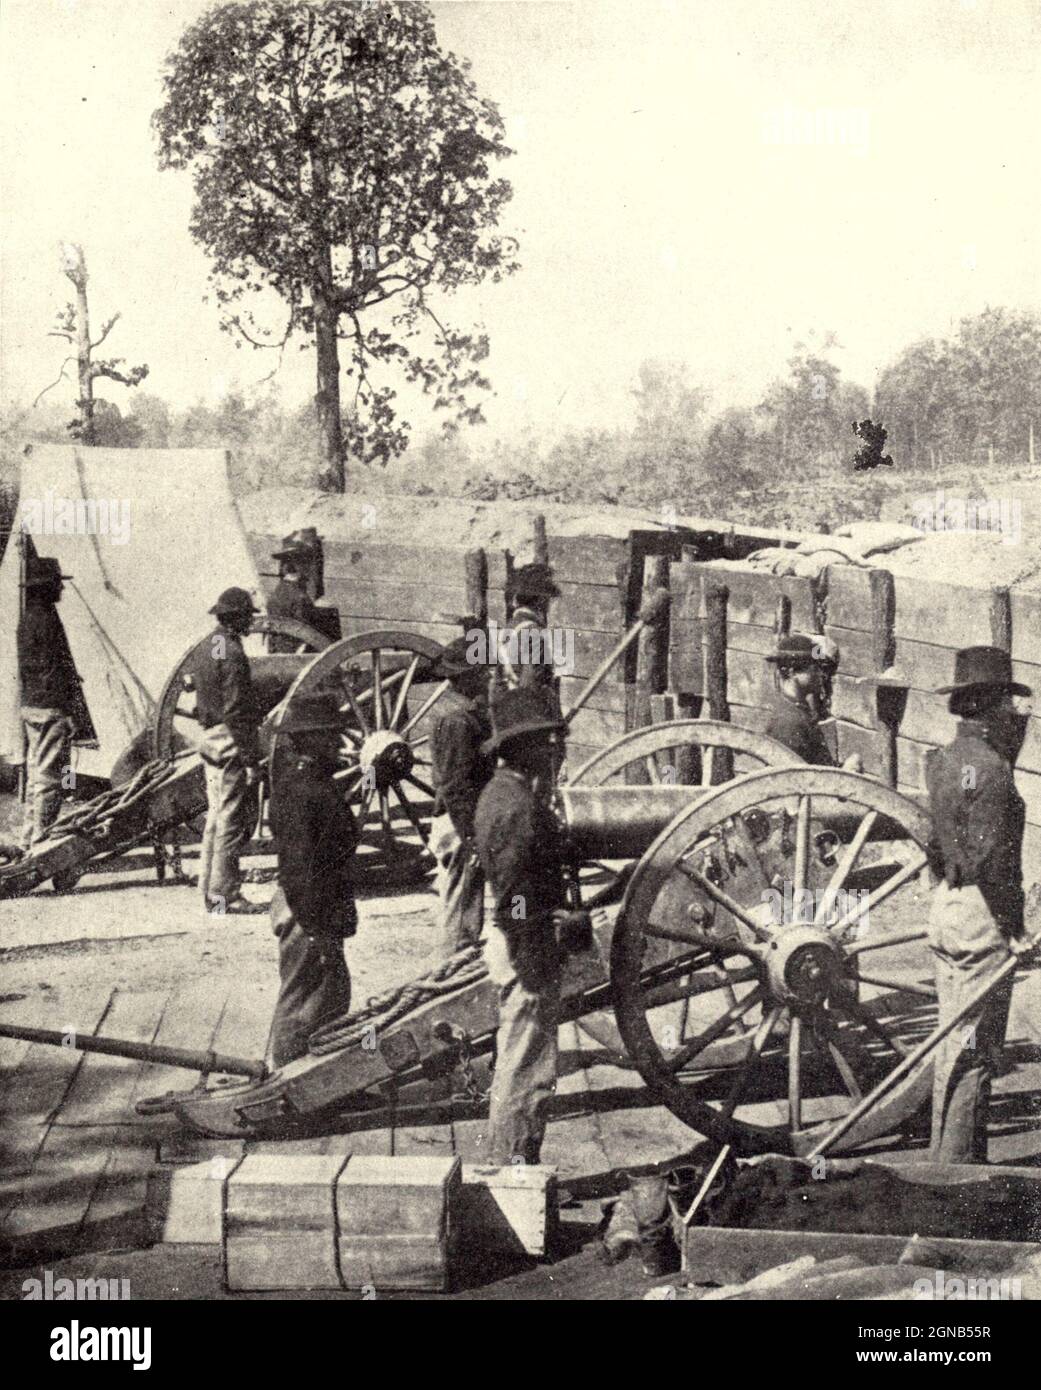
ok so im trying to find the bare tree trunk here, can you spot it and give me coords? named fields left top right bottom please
left=64, top=248, right=96, bottom=445
left=308, top=142, right=345, bottom=493
left=312, top=282, right=345, bottom=492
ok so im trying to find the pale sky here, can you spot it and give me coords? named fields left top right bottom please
left=2, top=0, right=1039, bottom=441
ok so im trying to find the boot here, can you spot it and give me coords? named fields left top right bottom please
left=596, top=1191, right=639, bottom=1266
left=628, top=1174, right=680, bottom=1277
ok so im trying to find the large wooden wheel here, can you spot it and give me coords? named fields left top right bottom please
left=567, top=719, right=801, bottom=787
left=566, top=720, right=801, bottom=1057
left=610, top=766, right=938, bottom=1156
left=154, top=616, right=331, bottom=760
left=267, top=631, right=449, bottom=885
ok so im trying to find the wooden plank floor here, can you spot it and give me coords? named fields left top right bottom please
left=3, top=977, right=1039, bottom=1273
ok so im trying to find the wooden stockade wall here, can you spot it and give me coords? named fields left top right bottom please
left=248, top=518, right=801, bottom=771
left=667, top=556, right=1041, bottom=879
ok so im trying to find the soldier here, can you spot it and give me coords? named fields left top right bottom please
left=17, top=556, right=80, bottom=850
left=191, top=587, right=263, bottom=915
left=474, top=688, right=594, bottom=1165
left=926, top=646, right=1033, bottom=1163
left=267, top=530, right=326, bottom=651
left=429, top=636, right=493, bottom=959
left=764, top=633, right=860, bottom=768
left=267, top=693, right=357, bottom=1067
left=493, top=561, right=562, bottom=720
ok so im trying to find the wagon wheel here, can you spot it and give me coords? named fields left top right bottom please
left=154, top=616, right=331, bottom=760
left=566, top=720, right=802, bottom=1058
left=611, top=766, right=938, bottom=1157
left=267, top=631, right=449, bottom=887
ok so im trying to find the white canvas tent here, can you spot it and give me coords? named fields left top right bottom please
left=0, top=446, right=261, bottom=781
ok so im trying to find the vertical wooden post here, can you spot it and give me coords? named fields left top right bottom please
left=988, top=585, right=1012, bottom=653
left=532, top=514, right=548, bottom=567
left=868, top=569, right=899, bottom=788
left=626, top=555, right=671, bottom=783
left=464, top=548, right=488, bottom=626
left=703, top=577, right=732, bottom=783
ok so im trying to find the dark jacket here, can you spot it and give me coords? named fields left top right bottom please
left=491, top=607, right=562, bottom=717
left=267, top=580, right=323, bottom=652
left=765, top=698, right=835, bottom=766
left=474, top=767, right=567, bottom=953
left=17, top=598, right=81, bottom=713
left=270, top=754, right=358, bottom=940
left=430, top=688, right=493, bottom=840
left=190, top=625, right=261, bottom=764
left=926, top=718, right=1025, bottom=937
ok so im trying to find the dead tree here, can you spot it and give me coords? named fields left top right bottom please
left=36, top=244, right=149, bottom=443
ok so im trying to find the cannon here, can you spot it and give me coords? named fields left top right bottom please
left=157, top=749, right=943, bottom=1156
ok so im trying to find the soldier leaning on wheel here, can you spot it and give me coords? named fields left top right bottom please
left=474, top=688, right=596, bottom=1165
left=764, top=632, right=862, bottom=770
left=17, top=556, right=82, bottom=852
left=266, top=693, right=357, bottom=1068
left=925, top=645, right=1034, bottom=1164
left=190, top=586, right=263, bottom=915
left=429, top=636, right=493, bottom=960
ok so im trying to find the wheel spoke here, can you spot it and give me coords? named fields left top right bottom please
left=357, top=780, right=376, bottom=823
left=701, top=744, right=715, bottom=788
left=719, top=1005, right=784, bottom=1122
left=391, top=781, right=429, bottom=845
left=390, top=655, right=420, bottom=729
left=333, top=765, right=363, bottom=785
left=400, top=680, right=450, bottom=737
left=372, top=650, right=384, bottom=730
left=646, top=920, right=717, bottom=948
left=828, top=851, right=929, bottom=940
left=828, top=990, right=910, bottom=1058
left=404, top=772, right=435, bottom=799
left=788, top=1014, right=803, bottom=1131
left=644, top=754, right=662, bottom=784
left=815, top=810, right=877, bottom=926
left=675, top=857, right=773, bottom=942
left=666, top=988, right=764, bottom=1073
left=793, top=794, right=811, bottom=910
left=341, top=680, right=370, bottom=737
left=849, top=971, right=937, bottom=1001
left=378, top=788, right=393, bottom=841
left=846, top=928, right=927, bottom=957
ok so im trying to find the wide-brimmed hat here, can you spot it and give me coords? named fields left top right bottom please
left=210, top=586, right=260, bottom=618
left=434, top=636, right=481, bottom=679
left=273, top=692, right=344, bottom=735
left=23, top=556, right=72, bottom=588
left=936, top=646, right=1032, bottom=699
left=764, top=633, right=821, bottom=669
left=510, top=562, right=561, bottom=601
left=272, top=527, right=321, bottom=562
left=482, top=687, right=565, bottom=755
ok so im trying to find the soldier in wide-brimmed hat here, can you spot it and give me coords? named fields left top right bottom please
left=925, top=645, right=1034, bottom=1163
left=17, top=555, right=81, bottom=853
left=763, top=633, right=847, bottom=766
left=267, top=528, right=329, bottom=650
left=473, top=688, right=596, bottom=1164
left=190, top=587, right=263, bottom=914
left=266, top=692, right=356, bottom=1067
left=428, top=636, right=492, bottom=959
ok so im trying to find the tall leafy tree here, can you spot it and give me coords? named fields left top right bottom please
left=154, top=0, right=518, bottom=489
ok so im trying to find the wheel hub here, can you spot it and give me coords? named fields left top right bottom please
left=760, top=926, right=843, bottom=1004
left=358, top=729, right=414, bottom=789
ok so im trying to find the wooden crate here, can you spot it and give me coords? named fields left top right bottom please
left=456, top=1164, right=558, bottom=1258
left=336, top=1154, right=461, bottom=1292
left=224, top=1152, right=349, bottom=1291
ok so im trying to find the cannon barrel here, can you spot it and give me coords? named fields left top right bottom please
left=0, top=1020, right=267, bottom=1079
left=556, top=784, right=914, bottom=862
